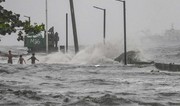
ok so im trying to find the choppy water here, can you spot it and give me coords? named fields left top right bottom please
left=1, top=64, right=180, bottom=106
left=1, top=41, right=180, bottom=106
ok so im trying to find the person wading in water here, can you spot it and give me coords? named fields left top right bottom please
left=27, top=53, right=39, bottom=64
left=18, top=55, right=26, bottom=64
left=7, top=50, right=13, bottom=64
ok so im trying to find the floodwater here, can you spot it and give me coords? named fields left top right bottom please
left=0, top=41, right=180, bottom=106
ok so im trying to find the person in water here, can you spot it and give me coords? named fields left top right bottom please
left=18, top=55, right=26, bottom=64
left=7, top=50, right=13, bottom=64
left=27, top=53, right=39, bottom=64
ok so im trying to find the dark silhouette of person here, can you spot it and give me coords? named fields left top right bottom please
left=18, top=55, right=26, bottom=64
left=7, top=50, right=13, bottom=64
left=48, top=27, right=55, bottom=48
left=27, top=53, right=39, bottom=64
left=54, top=32, right=59, bottom=48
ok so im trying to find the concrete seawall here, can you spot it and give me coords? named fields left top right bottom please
left=155, top=63, right=180, bottom=72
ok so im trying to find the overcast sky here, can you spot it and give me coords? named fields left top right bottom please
left=1, top=0, right=180, bottom=46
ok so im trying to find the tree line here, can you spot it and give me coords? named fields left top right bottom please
left=0, top=0, right=45, bottom=41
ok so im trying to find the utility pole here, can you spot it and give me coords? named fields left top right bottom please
left=93, top=6, right=106, bottom=45
left=69, top=0, right=79, bottom=53
left=116, top=0, right=127, bottom=65
left=66, top=13, right=68, bottom=53
left=103, top=9, right=106, bottom=45
left=24, top=15, right=31, bottom=25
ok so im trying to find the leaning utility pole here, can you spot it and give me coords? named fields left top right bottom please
left=45, top=0, right=48, bottom=53
left=69, top=0, right=79, bottom=53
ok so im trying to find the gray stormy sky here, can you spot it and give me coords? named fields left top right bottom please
left=1, top=0, right=180, bottom=46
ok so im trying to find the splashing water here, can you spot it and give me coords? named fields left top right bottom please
left=26, top=42, right=122, bottom=65
left=1, top=35, right=180, bottom=106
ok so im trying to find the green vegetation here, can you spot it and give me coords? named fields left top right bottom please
left=0, top=0, right=45, bottom=41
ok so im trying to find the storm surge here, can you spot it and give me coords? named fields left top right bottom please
left=38, top=42, right=149, bottom=65
left=37, top=43, right=120, bottom=65
left=0, top=63, right=180, bottom=106
left=1, top=32, right=180, bottom=65
left=1, top=34, right=180, bottom=106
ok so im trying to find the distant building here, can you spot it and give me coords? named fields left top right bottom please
left=164, top=27, right=180, bottom=41
left=24, top=27, right=59, bottom=53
